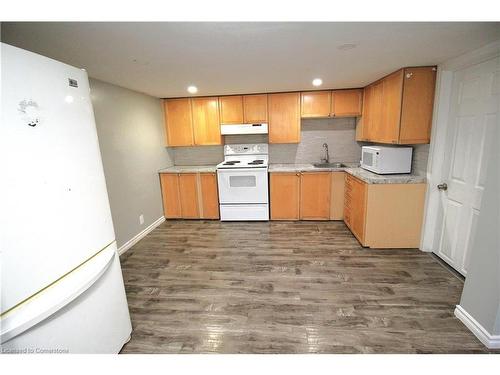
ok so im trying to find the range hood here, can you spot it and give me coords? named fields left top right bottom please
left=220, top=123, right=268, bottom=135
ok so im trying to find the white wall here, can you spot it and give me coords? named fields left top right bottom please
left=90, top=78, right=173, bottom=249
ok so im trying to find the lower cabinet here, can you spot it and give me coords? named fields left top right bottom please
left=160, top=172, right=220, bottom=219
left=344, top=174, right=426, bottom=248
left=270, top=171, right=341, bottom=221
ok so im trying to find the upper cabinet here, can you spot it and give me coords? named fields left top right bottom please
left=164, top=98, right=194, bottom=146
left=331, top=89, right=363, bottom=117
left=301, top=91, right=331, bottom=118
left=268, top=92, right=301, bottom=144
left=357, top=66, right=437, bottom=144
left=219, top=94, right=268, bottom=124
left=191, top=97, right=222, bottom=146
left=243, top=94, right=268, bottom=123
left=164, top=97, right=222, bottom=147
left=300, top=89, right=362, bottom=118
left=219, top=95, right=244, bottom=124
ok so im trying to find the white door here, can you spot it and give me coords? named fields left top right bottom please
left=433, top=56, right=499, bottom=275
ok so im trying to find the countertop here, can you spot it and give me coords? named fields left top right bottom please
left=158, top=163, right=426, bottom=184
left=158, top=165, right=217, bottom=173
left=269, top=163, right=426, bottom=184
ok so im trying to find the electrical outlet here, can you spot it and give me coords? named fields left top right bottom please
left=139, top=214, right=144, bottom=225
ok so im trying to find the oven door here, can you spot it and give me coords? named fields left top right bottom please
left=217, top=168, right=268, bottom=204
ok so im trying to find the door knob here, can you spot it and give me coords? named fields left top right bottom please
left=437, top=183, right=448, bottom=191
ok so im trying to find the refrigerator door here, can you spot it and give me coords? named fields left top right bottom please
left=0, top=43, right=115, bottom=314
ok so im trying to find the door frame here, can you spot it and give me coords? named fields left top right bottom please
left=420, top=40, right=500, bottom=252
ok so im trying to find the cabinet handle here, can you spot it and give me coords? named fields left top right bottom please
left=406, top=72, right=413, bottom=79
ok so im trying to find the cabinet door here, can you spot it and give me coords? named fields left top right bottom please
left=299, top=172, right=331, bottom=220
left=349, top=175, right=367, bottom=243
left=199, top=173, right=219, bottom=219
left=330, top=172, right=345, bottom=220
left=300, top=91, right=331, bottom=118
left=268, top=92, right=301, bottom=143
left=160, top=173, right=182, bottom=218
left=164, top=99, right=194, bottom=146
left=380, top=69, right=404, bottom=144
left=366, top=81, right=384, bottom=141
left=243, top=94, right=268, bottom=123
left=270, top=173, right=300, bottom=220
left=331, top=89, right=363, bottom=117
left=399, top=67, right=437, bottom=144
left=178, top=173, right=200, bottom=218
left=192, top=97, right=222, bottom=145
left=357, top=87, right=372, bottom=141
left=219, top=96, right=244, bottom=124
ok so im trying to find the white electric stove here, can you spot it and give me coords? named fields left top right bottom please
left=216, top=144, right=269, bottom=221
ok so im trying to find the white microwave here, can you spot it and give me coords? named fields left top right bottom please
left=360, top=145, right=413, bottom=174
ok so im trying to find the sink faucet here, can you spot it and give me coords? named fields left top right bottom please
left=321, top=143, right=330, bottom=163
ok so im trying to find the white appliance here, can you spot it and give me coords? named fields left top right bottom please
left=0, top=43, right=132, bottom=353
left=220, top=123, right=268, bottom=135
left=216, top=144, right=269, bottom=221
left=360, top=145, right=413, bottom=174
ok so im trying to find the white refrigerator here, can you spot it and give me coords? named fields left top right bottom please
left=0, top=43, right=132, bottom=353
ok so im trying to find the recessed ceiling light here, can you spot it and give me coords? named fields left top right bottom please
left=187, top=85, right=198, bottom=94
left=337, top=43, right=357, bottom=51
left=312, top=78, right=323, bottom=87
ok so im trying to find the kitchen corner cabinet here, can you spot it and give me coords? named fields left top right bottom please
left=160, top=172, right=220, bottom=219
left=357, top=66, right=437, bottom=144
left=163, top=97, right=221, bottom=147
left=268, top=92, right=301, bottom=144
left=344, top=174, right=426, bottom=248
left=270, top=171, right=332, bottom=220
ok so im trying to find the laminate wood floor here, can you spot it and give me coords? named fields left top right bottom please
left=120, top=220, right=495, bottom=354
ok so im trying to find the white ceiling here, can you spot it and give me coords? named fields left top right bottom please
left=2, top=22, right=499, bottom=98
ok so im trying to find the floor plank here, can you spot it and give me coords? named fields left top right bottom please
left=120, top=220, right=495, bottom=354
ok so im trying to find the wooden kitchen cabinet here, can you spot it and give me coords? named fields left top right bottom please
left=331, top=89, right=363, bottom=117
left=243, top=94, right=268, bottom=123
left=300, top=91, right=331, bottom=118
left=344, top=173, right=426, bottom=248
left=270, top=173, right=300, bottom=220
left=219, top=96, right=244, bottom=124
left=160, top=173, right=182, bottom=218
left=300, top=172, right=331, bottom=220
left=344, top=174, right=367, bottom=242
left=199, top=173, right=220, bottom=219
left=160, top=172, right=219, bottom=220
left=191, top=97, right=222, bottom=145
left=163, top=98, right=194, bottom=146
left=268, top=92, right=301, bottom=144
left=358, top=66, right=436, bottom=144
left=178, top=173, right=200, bottom=218
left=330, top=172, right=345, bottom=220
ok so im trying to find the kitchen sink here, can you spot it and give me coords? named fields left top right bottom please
left=313, top=162, right=348, bottom=168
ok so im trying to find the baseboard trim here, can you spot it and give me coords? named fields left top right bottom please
left=454, top=305, right=500, bottom=349
left=117, top=216, right=165, bottom=256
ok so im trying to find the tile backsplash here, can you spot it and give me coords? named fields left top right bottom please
left=171, top=117, right=430, bottom=176
left=269, top=118, right=361, bottom=164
